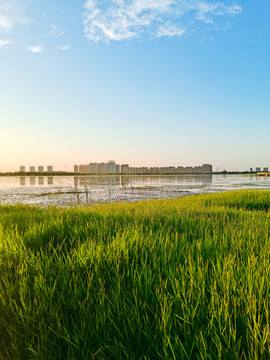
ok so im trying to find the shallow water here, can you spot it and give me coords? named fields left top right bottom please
left=0, top=174, right=269, bottom=206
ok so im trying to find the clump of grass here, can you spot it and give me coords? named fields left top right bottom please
left=0, top=190, right=270, bottom=359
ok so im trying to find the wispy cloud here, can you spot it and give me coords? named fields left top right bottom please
left=83, top=0, right=243, bottom=43
left=156, top=23, right=185, bottom=38
left=0, top=0, right=19, bottom=33
left=19, top=18, right=36, bottom=25
left=0, top=39, right=13, bottom=47
left=58, top=44, right=71, bottom=50
left=50, top=24, right=65, bottom=38
left=26, top=45, right=43, bottom=53
left=194, top=3, right=242, bottom=24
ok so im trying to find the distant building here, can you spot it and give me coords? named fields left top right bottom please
left=263, top=167, right=269, bottom=172
left=29, top=166, right=35, bottom=172
left=99, top=162, right=107, bottom=173
left=79, top=165, right=86, bottom=173
left=250, top=168, right=253, bottom=173
left=47, top=166, right=53, bottom=172
left=74, top=161, right=213, bottom=174
left=256, top=167, right=261, bottom=172
left=38, top=166, right=44, bottom=172
left=201, top=164, right=212, bottom=173
left=20, top=166, right=25, bottom=172
left=121, top=164, right=129, bottom=173
left=106, top=160, right=117, bottom=173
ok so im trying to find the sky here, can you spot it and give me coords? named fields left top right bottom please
left=0, top=0, right=269, bottom=172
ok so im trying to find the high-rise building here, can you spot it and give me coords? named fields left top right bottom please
left=30, top=166, right=35, bottom=172
left=121, top=164, right=129, bottom=173
left=256, top=167, right=261, bottom=172
left=99, top=162, right=106, bottom=173
left=263, top=167, right=268, bottom=172
left=38, top=166, right=44, bottom=172
left=106, top=160, right=117, bottom=173
left=250, top=168, right=253, bottom=173
left=74, top=162, right=213, bottom=174
left=47, top=166, right=53, bottom=172
left=201, top=164, right=212, bottom=173
left=19, top=166, right=25, bottom=172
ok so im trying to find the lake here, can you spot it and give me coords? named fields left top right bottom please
left=0, top=174, right=269, bottom=206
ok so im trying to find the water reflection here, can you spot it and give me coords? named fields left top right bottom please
left=14, top=174, right=214, bottom=189
left=1, top=173, right=270, bottom=206
left=48, top=177, right=53, bottom=185
left=73, top=174, right=213, bottom=188
left=18, top=176, right=55, bottom=186
left=38, top=177, right=44, bottom=185
left=20, top=177, right=26, bottom=186
left=30, top=177, right=36, bottom=186
left=74, top=175, right=121, bottom=187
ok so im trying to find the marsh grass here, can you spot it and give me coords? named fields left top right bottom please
left=0, top=190, right=270, bottom=359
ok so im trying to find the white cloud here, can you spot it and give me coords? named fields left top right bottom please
left=83, top=0, right=243, bottom=43
left=0, top=39, right=13, bottom=47
left=26, top=45, right=43, bottom=53
left=0, top=14, right=13, bottom=32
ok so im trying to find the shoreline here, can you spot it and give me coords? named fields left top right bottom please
left=0, top=171, right=256, bottom=177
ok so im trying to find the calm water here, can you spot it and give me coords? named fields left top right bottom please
left=0, top=174, right=269, bottom=206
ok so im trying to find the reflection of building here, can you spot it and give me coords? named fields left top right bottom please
left=38, top=166, right=44, bottom=172
left=38, top=177, right=44, bottom=185
left=47, top=177, right=53, bottom=185
left=30, top=166, right=35, bottom=172
left=20, top=177, right=26, bottom=186
left=75, top=176, right=121, bottom=187
left=74, top=176, right=79, bottom=187
left=30, top=177, right=36, bottom=185
left=20, top=166, right=25, bottom=172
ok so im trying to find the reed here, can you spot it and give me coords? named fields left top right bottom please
left=0, top=190, right=270, bottom=359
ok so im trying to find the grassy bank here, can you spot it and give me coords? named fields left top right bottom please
left=0, top=190, right=270, bottom=359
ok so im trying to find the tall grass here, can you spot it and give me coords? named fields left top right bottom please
left=0, top=190, right=270, bottom=359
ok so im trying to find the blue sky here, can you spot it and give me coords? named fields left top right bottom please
left=0, top=0, right=269, bottom=171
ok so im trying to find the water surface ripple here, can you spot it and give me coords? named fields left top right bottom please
left=0, top=174, right=269, bottom=206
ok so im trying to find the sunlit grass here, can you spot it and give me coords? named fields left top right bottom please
left=0, top=190, right=270, bottom=359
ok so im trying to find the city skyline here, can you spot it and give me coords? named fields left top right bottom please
left=1, top=1, right=270, bottom=172
left=74, top=161, right=213, bottom=174
left=12, top=161, right=270, bottom=174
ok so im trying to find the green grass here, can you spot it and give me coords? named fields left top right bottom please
left=0, top=190, right=270, bottom=359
